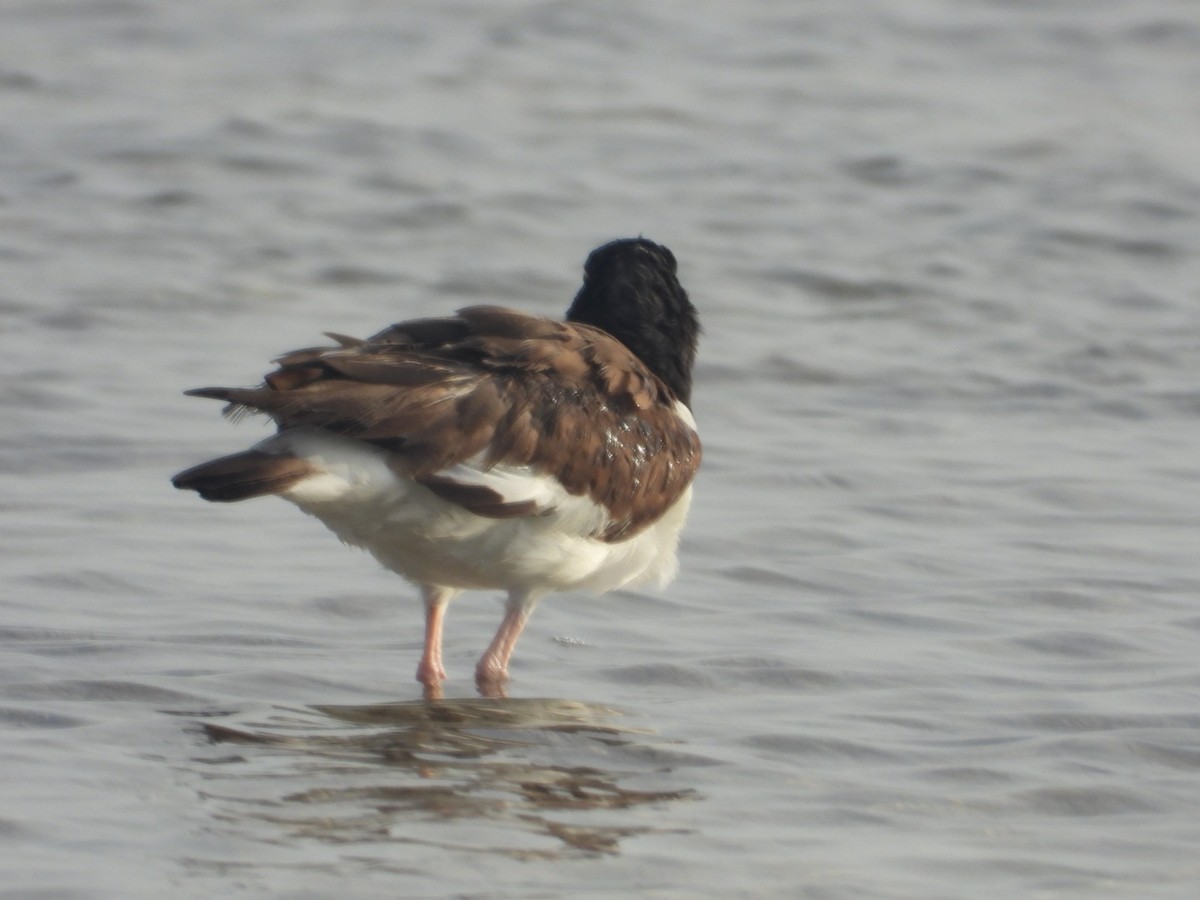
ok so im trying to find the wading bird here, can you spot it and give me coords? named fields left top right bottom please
left=173, top=238, right=701, bottom=696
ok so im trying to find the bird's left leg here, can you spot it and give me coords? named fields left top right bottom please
left=416, top=584, right=457, bottom=689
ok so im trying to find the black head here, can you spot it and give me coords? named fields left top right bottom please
left=565, top=238, right=700, bottom=406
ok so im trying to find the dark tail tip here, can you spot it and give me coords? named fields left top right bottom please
left=172, top=450, right=315, bottom=502
left=183, top=387, right=237, bottom=401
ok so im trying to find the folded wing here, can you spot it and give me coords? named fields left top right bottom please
left=186, top=305, right=701, bottom=540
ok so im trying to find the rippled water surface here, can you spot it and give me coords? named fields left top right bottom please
left=4, top=1, right=1200, bottom=897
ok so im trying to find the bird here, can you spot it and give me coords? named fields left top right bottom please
left=172, top=237, right=701, bottom=696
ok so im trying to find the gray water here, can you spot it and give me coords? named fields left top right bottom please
left=3, top=1, right=1200, bottom=897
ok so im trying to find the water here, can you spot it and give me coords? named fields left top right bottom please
left=3, top=0, right=1200, bottom=896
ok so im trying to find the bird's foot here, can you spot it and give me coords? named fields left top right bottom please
left=416, top=657, right=447, bottom=689
left=474, top=657, right=510, bottom=699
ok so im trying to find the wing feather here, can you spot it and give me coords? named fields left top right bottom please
left=186, top=306, right=700, bottom=538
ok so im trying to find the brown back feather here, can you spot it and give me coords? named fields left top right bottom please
left=189, top=305, right=700, bottom=539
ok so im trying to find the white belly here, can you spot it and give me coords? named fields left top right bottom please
left=260, top=429, right=690, bottom=597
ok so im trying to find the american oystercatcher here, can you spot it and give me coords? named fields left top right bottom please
left=173, top=238, right=701, bottom=695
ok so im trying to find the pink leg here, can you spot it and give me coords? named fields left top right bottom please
left=416, top=585, right=454, bottom=688
left=475, top=592, right=540, bottom=692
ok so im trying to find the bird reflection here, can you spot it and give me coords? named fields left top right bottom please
left=196, top=696, right=697, bottom=858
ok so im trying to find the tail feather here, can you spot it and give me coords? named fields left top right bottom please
left=182, top=387, right=237, bottom=401
left=172, top=450, right=315, bottom=502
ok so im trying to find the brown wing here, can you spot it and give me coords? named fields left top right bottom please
left=187, top=305, right=701, bottom=539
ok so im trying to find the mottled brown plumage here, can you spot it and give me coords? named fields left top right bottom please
left=188, top=305, right=700, bottom=541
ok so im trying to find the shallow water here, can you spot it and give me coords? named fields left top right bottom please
left=4, top=0, right=1200, bottom=897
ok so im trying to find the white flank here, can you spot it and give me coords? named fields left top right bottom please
left=255, top=412, right=696, bottom=599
